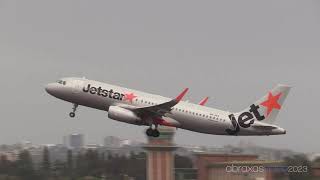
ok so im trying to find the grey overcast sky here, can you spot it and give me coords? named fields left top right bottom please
left=0, top=0, right=319, bottom=153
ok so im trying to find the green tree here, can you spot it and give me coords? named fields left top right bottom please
left=0, top=155, right=9, bottom=174
left=75, top=152, right=86, bottom=178
left=127, top=152, right=146, bottom=180
left=67, top=149, right=74, bottom=178
left=313, top=157, right=320, bottom=167
left=284, top=154, right=313, bottom=180
left=52, top=160, right=67, bottom=178
left=15, top=150, right=37, bottom=180
left=175, top=155, right=193, bottom=168
left=41, top=146, right=51, bottom=178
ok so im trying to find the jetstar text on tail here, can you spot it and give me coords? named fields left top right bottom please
left=83, top=84, right=125, bottom=100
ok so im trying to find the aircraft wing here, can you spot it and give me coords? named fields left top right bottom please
left=252, top=124, right=277, bottom=130
left=199, top=97, right=209, bottom=106
left=132, top=88, right=189, bottom=117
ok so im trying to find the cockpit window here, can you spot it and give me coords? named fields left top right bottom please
left=57, top=80, right=67, bottom=85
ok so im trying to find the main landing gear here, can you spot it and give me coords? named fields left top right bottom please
left=146, top=125, right=160, bottom=137
left=69, top=104, right=78, bottom=118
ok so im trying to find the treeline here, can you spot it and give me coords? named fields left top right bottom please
left=0, top=148, right=193, bottom=180
left=0, top=148, right=147, bottom=180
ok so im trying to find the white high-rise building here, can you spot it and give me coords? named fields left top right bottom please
left=63, top=134, right=84, bottom=149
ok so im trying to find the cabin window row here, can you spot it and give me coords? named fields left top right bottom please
left=133, top=99, right=226, bottom=122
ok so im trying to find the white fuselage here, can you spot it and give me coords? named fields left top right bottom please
left=45, top=77, right=286, bottom=136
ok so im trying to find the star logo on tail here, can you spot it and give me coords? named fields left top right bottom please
left=124, top=92, right=137, bottom=103
left=260, top=92, right=282, bottom=117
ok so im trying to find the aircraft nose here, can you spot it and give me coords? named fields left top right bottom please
left=45, top=83, right=58, bottom=95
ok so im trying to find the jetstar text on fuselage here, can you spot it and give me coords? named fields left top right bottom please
left=83, top=84, right=125, bottom=100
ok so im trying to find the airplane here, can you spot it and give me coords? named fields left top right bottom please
left=45, top=77, right=290, bottom=137
left=199, top=97, right=209, bottom=106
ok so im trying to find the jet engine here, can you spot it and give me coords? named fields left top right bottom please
left=108, top=106, right=145, bottom=125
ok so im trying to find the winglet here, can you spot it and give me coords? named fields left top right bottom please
left=175, top=88, right=189, bottom=102
left=199, top=97, right=209, bottom=106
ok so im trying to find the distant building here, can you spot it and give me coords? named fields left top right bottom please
left=20, top=141, right=33, bottom=149
left=0, top=151, right=18, bottom=161
left=85, top=144, right=101, bottom=150
left=63, top=134, right=84, bottom=149
left=103, top=136, right=122, bottom=148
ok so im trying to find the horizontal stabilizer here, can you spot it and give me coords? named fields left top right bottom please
left=252, top=124, right=277, bottom=130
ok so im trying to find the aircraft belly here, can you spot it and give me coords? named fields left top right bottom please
left=73, top=92, right=110, bottom=111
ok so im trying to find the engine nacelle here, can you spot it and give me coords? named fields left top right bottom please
left=108, top=106, right=144, bottom=125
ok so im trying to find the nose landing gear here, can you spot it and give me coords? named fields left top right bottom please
left=69, top=104, right=78, bottom=118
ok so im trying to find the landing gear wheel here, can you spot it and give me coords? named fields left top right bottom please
left=69, top=104, right=78, bottom=118
left=146, top=128, right=153, bottom=137
left=69, top=112, right=75, bottom=118
left=152, top=129, right=160, bottom=137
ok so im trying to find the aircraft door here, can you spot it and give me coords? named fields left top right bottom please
left=72, top=79, right=84, bottom=94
